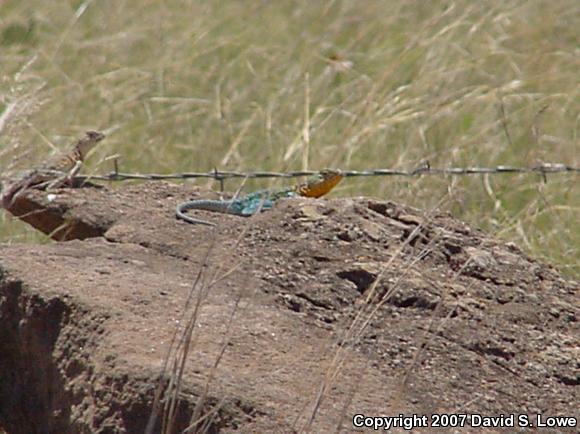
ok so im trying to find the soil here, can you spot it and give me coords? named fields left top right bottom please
left=0, top=182, right=578, bottom=433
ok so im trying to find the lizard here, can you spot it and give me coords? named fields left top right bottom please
left=1, top=130, right=105, bottom=209
left=176, top=169, right=343, bottom=226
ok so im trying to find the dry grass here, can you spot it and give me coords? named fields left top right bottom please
left=0, top=0, right=578, bottom=276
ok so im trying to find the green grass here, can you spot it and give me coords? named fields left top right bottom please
left=0, top=0, right=578, bottom=276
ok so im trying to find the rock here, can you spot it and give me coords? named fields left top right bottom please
left=0, top=182, right=577, bottom=433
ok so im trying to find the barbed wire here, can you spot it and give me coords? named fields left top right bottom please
left=78, top=162, right=578, bottom=184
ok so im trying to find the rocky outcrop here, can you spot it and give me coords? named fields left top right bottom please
left=0, top=182, right=577, bottom=433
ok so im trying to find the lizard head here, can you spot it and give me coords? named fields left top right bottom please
left=86, top=130, right=106, bottom=141
left=296, top=169, right=343, bottom=198
left=318, top=169, right=342, bottom=180
left=77, top=130, right=105, bottom=158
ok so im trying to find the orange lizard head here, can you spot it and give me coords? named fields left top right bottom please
left=295, top=169, right=343, bottom=198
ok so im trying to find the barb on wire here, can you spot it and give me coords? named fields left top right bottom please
left=76, top=162, right=579, bottom=183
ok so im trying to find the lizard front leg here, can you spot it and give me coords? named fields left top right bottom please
left=45, top=159, right=83, bottom=190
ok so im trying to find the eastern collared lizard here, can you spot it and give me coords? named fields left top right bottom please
left=176, top=169, right=343, bottom=226
left=1, top=130, right=105, bottom=208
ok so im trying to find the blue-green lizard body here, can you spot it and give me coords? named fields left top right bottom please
left=176, top=169, right=343, bottom=226
left=176, top=188, right=295, bottom=226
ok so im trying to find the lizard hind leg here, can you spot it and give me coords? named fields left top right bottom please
left=1, top=174, right=37, bottom=209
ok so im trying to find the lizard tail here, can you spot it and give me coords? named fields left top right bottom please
left=176, top=203, right=216, bottom=226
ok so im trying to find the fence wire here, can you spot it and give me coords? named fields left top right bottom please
left=79, top=162, right=578, bottom=183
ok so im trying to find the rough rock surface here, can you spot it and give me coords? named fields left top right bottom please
left=0, top=182, right=578, bottom=433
